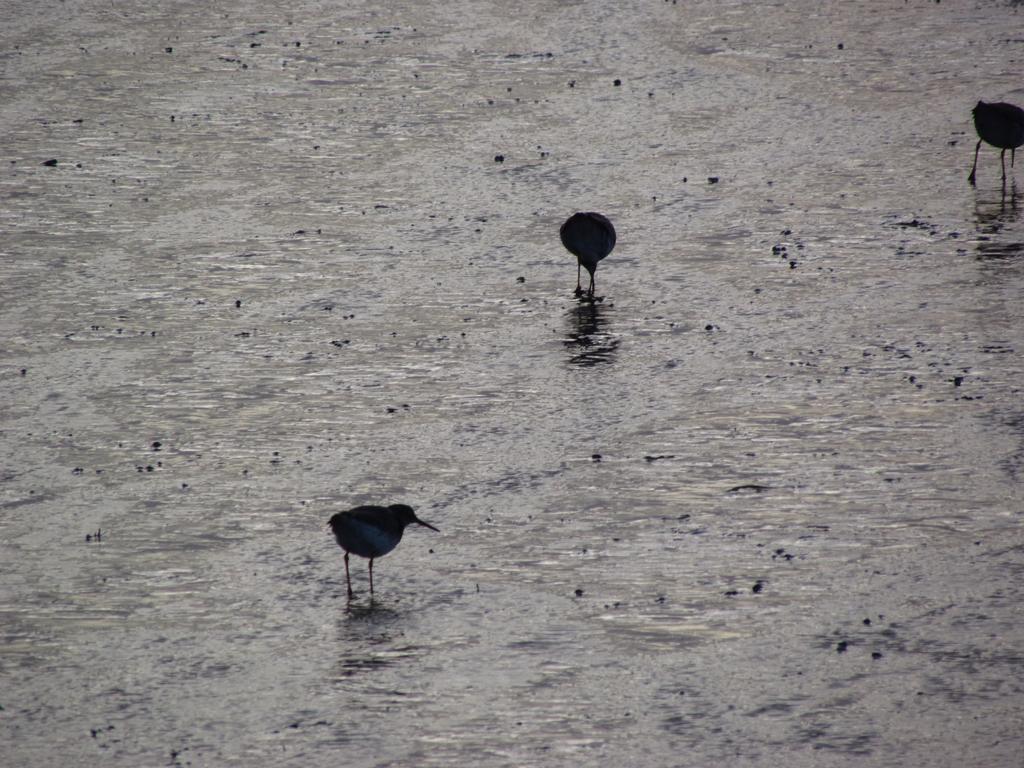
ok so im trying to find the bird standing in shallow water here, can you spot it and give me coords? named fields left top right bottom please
left=328, top=504, right=439, bottom=599
left=560, top=212, right=616, bottom=297
left=968, top=100, right=1024, bottom=186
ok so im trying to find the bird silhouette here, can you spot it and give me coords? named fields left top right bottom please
left=968, top=101, right=1024, bottom=186
left=328, top=504, right=438, bottom=599
left=560, top=212, right=617, bottom=297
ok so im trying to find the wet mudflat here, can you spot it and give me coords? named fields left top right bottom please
left=2, top=0, right=1023, bottom=765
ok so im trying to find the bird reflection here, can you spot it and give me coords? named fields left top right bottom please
left=974, top=181, right=1023, bottom=260
left=563, top=300, right=618, bottom=367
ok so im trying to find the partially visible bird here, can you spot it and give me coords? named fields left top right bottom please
left=968, top=100, right=1024, bottom=186
left=560, top=212, right=617, bottom=297
left=328, top=504, right=439, bottom=599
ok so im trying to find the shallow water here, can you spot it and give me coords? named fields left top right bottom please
left=2, top=0, right=1023, bottom=765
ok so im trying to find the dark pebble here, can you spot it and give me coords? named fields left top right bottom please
left=494, top=154, right=505, bottom=162
left=574, top=588, right=584, bottom=597
left=752, top=580, right=765, bottom=593
left=613, top=79, right=621, bottom=86
left=727, top=484, right=768, bottom=493
left=42, top=158, right=58, bottom=166
left=707, top=176, right=718, bottom=184
left=836, top=641, right=848, bottom=653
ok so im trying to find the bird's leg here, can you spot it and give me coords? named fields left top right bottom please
left=968, top=139, right=982, bottom=186
left=344, top=551, right=353, bottom=599
left=1000, top=148, right=1007, bottom=181
left=1013, top=148, right=1017, bottom=169
left=588, top=272, right=596, bottom=298
left=368, top=558, right=374, bottom=596
left=574, top=262, right=583, bottom=296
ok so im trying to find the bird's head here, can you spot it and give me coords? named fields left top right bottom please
left=389, top=504, right=440, bottom=532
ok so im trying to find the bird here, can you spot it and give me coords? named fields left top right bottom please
left=328, top=504, right=439, bottom=599
left=560, top=212, right=617, bottom=297
left=968, top=100, right=1024, bottom=186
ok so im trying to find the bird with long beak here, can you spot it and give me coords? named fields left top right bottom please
left=329, top=504, right=439, bottom=599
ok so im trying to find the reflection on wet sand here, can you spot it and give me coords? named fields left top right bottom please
left=563, top=299, right=619, bottom=367
left=974, top=182, right=1022, bottom=259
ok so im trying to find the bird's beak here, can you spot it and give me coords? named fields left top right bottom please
left=415, top=518, right=440, bottom=532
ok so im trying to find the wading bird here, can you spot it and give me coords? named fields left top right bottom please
left=560, top=212, right=616, bottom=297
left=968, top=100, right=1024, bottom=186
left=328, top=504, right=439, bottom=599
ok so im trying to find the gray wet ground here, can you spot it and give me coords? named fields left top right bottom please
left=2, top=0, right=1024, bottom=765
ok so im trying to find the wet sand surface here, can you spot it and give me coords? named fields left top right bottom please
left=2, top=0, right=1024, bottom=765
